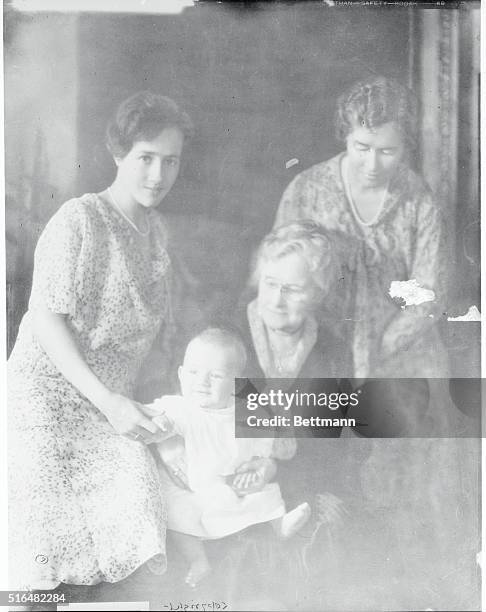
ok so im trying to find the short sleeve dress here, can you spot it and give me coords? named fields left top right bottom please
left=8, top=193, right=173, bottom=590
left=275, top=153, right=448, bottom=378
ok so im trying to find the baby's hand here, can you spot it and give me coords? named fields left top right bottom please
left=152, top=412, right=172, bottom=432
left=229, top=457, right=276, bottom=496
left=138, top=401, right=166, bottom=418
left=143, top=412, right=174, bottom=443
left=152, top=412, right=173, bottom=433
left=230, top=470, right=264, bottom=497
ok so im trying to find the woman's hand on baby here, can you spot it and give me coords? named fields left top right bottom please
left=101, top=392, right=162, bottom=443
left=231, top=457, right=277, bottom=496
left=316, top=492, right=349, bottom=525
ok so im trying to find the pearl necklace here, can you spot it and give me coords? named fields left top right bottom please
left=107, top=187, right=150, bottom=236
left=342, top=156, right=389, bottom=227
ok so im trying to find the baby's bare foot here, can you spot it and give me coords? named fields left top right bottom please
left=185, top=558, right=211, bottom=588
left=279, top=502, right=311, bottom=539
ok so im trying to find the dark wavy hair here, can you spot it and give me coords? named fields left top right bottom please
left=106, top=91, right=194, bottom=158
left=335, top=76, right=418, bottom=152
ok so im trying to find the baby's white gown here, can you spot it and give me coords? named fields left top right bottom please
left=152, top=396, right=286, bottom=538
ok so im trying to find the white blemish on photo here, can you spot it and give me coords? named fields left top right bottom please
left=285, top=158, right=299, bottom=169
left=388, top=279, right=435, bottom=307
left=447, top=305, right=481, bottom=322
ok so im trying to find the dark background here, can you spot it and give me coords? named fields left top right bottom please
left=75, top=6, right=410, bottom=227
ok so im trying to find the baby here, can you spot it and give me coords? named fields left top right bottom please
left=148, top=328, right=310, bottom=587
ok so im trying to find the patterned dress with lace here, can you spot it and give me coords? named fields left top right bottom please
left=275, top=153, right=448, bottom=378
left=8, top=194, right=173, bottom=590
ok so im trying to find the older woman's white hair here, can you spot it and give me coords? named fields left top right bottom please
left=251, top=220, right=338, bottom=299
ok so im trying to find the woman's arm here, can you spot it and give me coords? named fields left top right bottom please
left=32, top=305, right=160, bottom=440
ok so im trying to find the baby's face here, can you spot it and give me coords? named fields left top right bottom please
left=178, top=340, right=239, bottom=410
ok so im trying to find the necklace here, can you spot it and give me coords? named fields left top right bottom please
left=273, top=352, right=298, bottom=375
left=268, top=333, right=302, bottom=375
left=342, top=156, right=389, bottom=227
left=107, top=187, right=150, bottom=236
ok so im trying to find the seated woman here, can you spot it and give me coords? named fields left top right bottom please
left=7, top=91, right=193, bottom=595
left=241, top=219, right=348, bottom=380
left=231, top=220, right=369, bottom=608
left=236, top=220, right=352, bottom=510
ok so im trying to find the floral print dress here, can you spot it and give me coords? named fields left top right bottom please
left=8, top=194, right=173, bottom=590
left=275, top=153, right=448, bottom=378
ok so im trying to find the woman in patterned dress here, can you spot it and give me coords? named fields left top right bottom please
left=271, top=79, right=477, bottom=610
left=8, top=91, right=193, bottom=592
left=275, top=76, right=448, bottom=379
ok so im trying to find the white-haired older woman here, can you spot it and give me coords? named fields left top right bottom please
left=232, top=220, right=417, bottom=609
left=232, top=220, right=353, bottom=520
left=242, top=219, right=349, bottom=381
